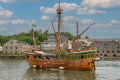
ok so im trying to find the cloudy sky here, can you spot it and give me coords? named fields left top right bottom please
left=0, top=0, right=120, bottom=38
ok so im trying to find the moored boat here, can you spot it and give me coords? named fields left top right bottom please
left=27, top=49, right=96, bottom=70
left=26, top=1, right=96, bottom=71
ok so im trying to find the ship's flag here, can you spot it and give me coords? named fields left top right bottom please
left=32, top=24, right=37, bottom=27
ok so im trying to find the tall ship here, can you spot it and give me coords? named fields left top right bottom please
left=26, top=1, right=96, bottom=71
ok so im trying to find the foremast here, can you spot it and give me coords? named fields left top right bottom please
left=55, top=1, right=62, bottom=57
left=32, top=28, right=37, bottom=51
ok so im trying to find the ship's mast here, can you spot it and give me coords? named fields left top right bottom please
left=56, top=1, right=62, bottom=57
left=32, top=28, right=37, bottom=51
left=76, top=22, right=79, bottom=50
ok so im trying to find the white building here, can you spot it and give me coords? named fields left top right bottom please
left=41, top=35, right=68, bottom=51
left=72, top=38, right=93, bottom=50
left=2, top=40, right=32, bottom=53
left=0, top=44, right=2, bottom=52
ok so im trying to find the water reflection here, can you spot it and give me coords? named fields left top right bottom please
left=0, top=59, right=28, bottom=80
left=24, top=68, right=96, bottom=80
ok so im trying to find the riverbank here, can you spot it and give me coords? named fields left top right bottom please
left=0, top=53, right=26, bottom=59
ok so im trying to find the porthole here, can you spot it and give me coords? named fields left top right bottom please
left=81, top=55, right=84, bottom=59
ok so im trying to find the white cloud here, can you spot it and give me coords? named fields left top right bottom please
left=0, top=0, right=9, bottom=3
left=40, top=7, right=56, bottom=14
left=40, top=2, right=79, bottom=14
left=77, top=7, right=105, bottom=14
left=40, top=2, right=104, bottom=15
left=63, top=16, right=77, bottom=22
left=55, top=2, right=79, bottom=11
left=95, top=23, right=112, bottom=28
left=0, top=0, right=49, bottom=3
left=11, top=19, right=36, bottom=25
left=0, top=6, right=36, bottom=25
left=11, top=19, right=28, bottom=25
left=92, top=19, right=120, bottom=29
left=0, top=19, right=35, bottom=25
left=41, top=15, right=50, bottom=20
left=0, top=6, right=13, bottom=18
left=88, top=9, right=105, bottom=14
left=63, top=16, right=94, bottom=24
left=110, top=20, right=120, bottom=24
left=61, top=16, right=95, bottom=35
left=60, top=18, right=120, bottom=37
left=30, top=19, right=36, bottom=24
left=63, top=17, right=120, bottom=29
left=0, top=27, right=6, bottom=32
left=0, top=0, right=15, bottom=3
left=81, top=0, right=120, bottom=8
left=80, top=19, right=94, bottom=24
left=0, top=20, right=10, bottom=25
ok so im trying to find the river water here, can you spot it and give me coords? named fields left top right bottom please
left=0, top=59, right=120, bottom=80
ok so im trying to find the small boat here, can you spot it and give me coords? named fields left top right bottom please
left=94, top=56, right=103, bottom=61
left=26, top=1, right=96, bottom=71
left=94, top=57, right=101, bottom=61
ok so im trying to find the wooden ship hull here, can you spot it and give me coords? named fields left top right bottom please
left=26, top=50, right=96, bottom=71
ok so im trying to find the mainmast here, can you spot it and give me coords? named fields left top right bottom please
left=56, top=1, right=62, bottom=57
left=76, top=22, right=79, bottom=50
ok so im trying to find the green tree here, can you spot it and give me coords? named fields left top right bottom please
left=0, top=29, right=75, bottom=46
left=61, top=32, right=74, bottom=40
left=0, top=35, right=9, bottom=45
left=85, top=36, right=89, bottom=39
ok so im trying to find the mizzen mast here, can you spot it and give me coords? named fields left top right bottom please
left=56, top=1, right=62, bottom=56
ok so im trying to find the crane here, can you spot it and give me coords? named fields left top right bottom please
left=78, top=22, right=95, bottom=39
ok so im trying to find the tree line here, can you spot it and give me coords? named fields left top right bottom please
left=0, top=29, right=74, bottom=46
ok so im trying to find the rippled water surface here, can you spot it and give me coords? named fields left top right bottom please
left=0, top=59, right=120, bottom=80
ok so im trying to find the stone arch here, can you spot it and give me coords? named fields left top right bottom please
left=104, top=54, right=108, bottom=57
left=113, top=54, right=117, bottom=57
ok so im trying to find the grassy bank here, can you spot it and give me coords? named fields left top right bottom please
left=0, top=53, right=26, bottom=57
left=0, top=53, right=26, bottom=59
